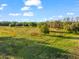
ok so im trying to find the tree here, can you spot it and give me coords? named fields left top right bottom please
left=29, top=22, right=37, bottom=27
left=9, top=22, right=17, bottom=27
left=66, top=23, right=79, bottom=33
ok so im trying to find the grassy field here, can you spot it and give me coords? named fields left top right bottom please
left=0, top=26, right=79, bottom=59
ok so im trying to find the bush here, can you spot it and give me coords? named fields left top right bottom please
left=30, top=31, right=39, bottom=36
left=40, top=24, right=49, bottom=34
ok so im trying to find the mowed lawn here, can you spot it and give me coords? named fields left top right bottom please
left=0, top=26, right=79, bottom=59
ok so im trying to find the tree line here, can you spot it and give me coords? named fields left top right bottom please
left=0, top=16, right=79, bottom=33
left=0, top=21, right=38, bottom=27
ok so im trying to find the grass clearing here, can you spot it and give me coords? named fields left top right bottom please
left=0, top=26, right=79, bottom=59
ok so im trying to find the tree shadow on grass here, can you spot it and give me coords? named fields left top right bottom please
left=46, top=34, right=79, bottom=40
left=50, top=31, right=69, bottom=34
left=0, top=37, right=78, bottom=59
left=50, top=31, right=79, bottom=35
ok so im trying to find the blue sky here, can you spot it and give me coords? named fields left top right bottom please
left=0, top=0, right=78, bottom=22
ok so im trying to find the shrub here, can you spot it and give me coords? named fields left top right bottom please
left=40, top=24, right=49, bottom=34
left=30, top=32, right=39, bottom=36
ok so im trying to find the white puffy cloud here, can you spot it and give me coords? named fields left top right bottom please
left=0, top=4, right=8, bottom=10
left=38, top=6, right=43, bottom=9
left=23, top=12, right=34, bottom=16
left=49, top=17, right=53, bottom=20
left=67, top=12, right=74, bottom=15
left=23, top=0, right=43, bottom=10
left=25, top=0, right=42, bottom=7
left=58, top=15, right=63, bottom=18
left=9, top=13, right=21, bottom=16
left=0, top=7, right=3, bottom=10
left=21, top=6, right=30, bottom=11
left=21, top=0, right=43, bottom=17
left=1, top=4, right=8, bottom=7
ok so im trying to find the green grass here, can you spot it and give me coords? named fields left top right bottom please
left=0, top=26, right=79, bottom=59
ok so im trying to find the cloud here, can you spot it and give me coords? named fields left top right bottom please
left=25, top=0, right=42, bottom=6
left=1, top=4, right=8, bottom=7
left=49, top=17, right=53, bottom=20
left=9, top=13, right=21, bottom=16
left=0, top=4, right=8, bottom=10
left=67, top=12, right=74, bottom=15
left=38, top=6, right=43, bottom=9
left=21, top=0, right=43, bottom=11
left=21, top=6, right=30, bottom=11
left=21, top=0, right=43, bottom=17
left=23, top=12, right=34, bottom=16
left=0, top=7, right=3, bottom=10
left=58, top=15, right=63, bottom=18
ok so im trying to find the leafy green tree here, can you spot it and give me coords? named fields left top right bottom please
left=9, top=22, right=17, bottom=27
left=29, top=22, right=37, bottom=27
left=15, top=22, right=23, bottom=26
left=66, top=23, right=79, bottom=33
